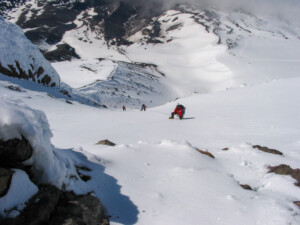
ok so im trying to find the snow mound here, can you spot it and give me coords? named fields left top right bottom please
left=0, top=16, right=60, bottom=87
left=0, top=99, right=82, bottom=188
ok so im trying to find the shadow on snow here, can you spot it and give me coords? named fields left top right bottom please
left=55, top=148, right=139, bottom=225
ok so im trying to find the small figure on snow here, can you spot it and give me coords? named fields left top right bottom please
left=169, top=104, right=185, bottom=120
left=141, top=104, right=147, bottom=111
left=123, top=105, right=126, bottom=111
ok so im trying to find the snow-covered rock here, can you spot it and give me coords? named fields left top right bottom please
left=0, top=16, right=60, bottom=87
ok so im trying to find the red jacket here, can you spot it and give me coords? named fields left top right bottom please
left=174, top=106, right=183, bottom=117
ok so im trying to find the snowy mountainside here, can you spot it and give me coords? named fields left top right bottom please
left=3, top=1, right=300, bottom=100
left=0, top=16, right=60, bottom=87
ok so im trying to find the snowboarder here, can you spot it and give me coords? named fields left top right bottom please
left=169, top=104, right=185, bottom=120
left=123, top=105, right=126, bottom=111
left=141, top=104, right=147, bottom=111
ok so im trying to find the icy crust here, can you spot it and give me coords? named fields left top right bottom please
left=0, top=99, right=85, bottom=190
left=0, top=16, right=60, bottom=87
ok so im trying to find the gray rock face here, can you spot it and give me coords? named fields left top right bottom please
left=50, top=191, right=109, bottom=225
left=0, top=168, right=14, bottom=197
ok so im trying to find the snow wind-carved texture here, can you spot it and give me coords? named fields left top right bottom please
left=0, top=16, right=60, bottom=87
left=78, top=60, right=173, bottom=108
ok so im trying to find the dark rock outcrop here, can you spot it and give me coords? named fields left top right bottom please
left=43, top=43, right=80, bottom=62
left=268, top=164, right=300, bottom=186
left=0, top=168, right=14, bottom=197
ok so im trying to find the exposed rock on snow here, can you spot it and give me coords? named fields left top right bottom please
left=97, top=139, right=116, bottom=147
left=240, top=184, right=253, bottom=191
left=0, top=16, right=60, bottom=87
left=268, top=164, right=300, bottom=187
left=196, top=148, right=215, bottom=159
left=6, top=85, right=23, bottom=92
left=253, top=145, right=283, bottom=156
left=75, top=165, right=92, bottom=182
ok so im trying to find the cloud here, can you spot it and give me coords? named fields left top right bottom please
left=124, top=0, right=300, bottom=23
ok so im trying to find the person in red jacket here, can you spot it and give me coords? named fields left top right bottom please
left=170, top=104, right=185, bottom=120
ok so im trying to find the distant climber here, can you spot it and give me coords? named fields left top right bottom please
left=141, top=104, right=147, bottom=111
left=123, top=105, right=126, bottom=111
left=169, top=104, right=185, bottom=120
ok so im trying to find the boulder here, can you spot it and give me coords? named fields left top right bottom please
left=2, top=185, right=61, bottom=225
left=0, top=136, right=33, bottom=168
left=0, top=168, right=14, bottom=197
left=2, top=185, right=109, bottom=225
left=50, top=192, right=109, bottom=225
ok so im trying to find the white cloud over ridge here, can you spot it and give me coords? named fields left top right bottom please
left=126, top=0, right=300, bottom=23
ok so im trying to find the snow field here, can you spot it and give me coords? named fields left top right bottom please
left=52, top=59, right=117, bottom=88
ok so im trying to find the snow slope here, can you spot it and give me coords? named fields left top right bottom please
left=0, top=74, right=299, bottom=224
left=0, top=16, right=60, bottom=87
